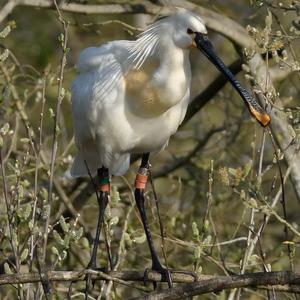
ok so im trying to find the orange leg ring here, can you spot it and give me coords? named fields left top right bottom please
left=135, top=173, right=148, bottom=189
left=99, top=183, right=110, bottom=193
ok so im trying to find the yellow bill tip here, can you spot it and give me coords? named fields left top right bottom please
left=249, top=106, right=271, bottom=127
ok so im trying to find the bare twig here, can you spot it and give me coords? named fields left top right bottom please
left=28, top=75, right=47, bottom=273
left=0, top=151, right=19, bottom=271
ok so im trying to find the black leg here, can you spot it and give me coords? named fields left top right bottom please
left=85, top=167, right=110, bottom=299
left=88, top=167, right=110, bottom=268
left=134, top=153, right=173, bottom=288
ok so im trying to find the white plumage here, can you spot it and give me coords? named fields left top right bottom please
left=70, top=9, right=207, bottom=177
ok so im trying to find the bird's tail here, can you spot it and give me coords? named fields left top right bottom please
left=70, top=151, right=98, bottom=178
left=110, top=154, right=130, bottom=176
left=70, top=152, right=130, bottom=177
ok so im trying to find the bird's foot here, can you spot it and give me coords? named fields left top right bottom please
left=144, top=263, right=173, bottom=289
left=84, top=263, right=107, bottom=300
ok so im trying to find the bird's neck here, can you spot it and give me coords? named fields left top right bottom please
left=153, top=39, right=191, bottom=106
left=158, top=41, right=190, bottom=75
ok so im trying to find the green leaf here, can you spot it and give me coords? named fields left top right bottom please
left=192, top=222, right=199, bottom=239
left=203, top=235, right=212, bottom=246
left=243, top=160, right=252, bottom=179
left=109, top=216, right=119, bottom=227
left=265, top=11, right=272, bottom=30
left=58, top=33, right=64, bottom=42
left=20, top=138, right=30, bottom=143
left=124, top=232, right=132, bottom=247
left=81, top=237, right=90, bottom=249
left=0, top=123, right=10, bottom=135
left=17, top=184, right=24, bottom=199
left=28, top=220, right=33, bottom=230
left=53, top=230, right=64, bottom=246
left=20, top=248, right=29, bottom=263
left=74, top=227, right=83, bottom=241
left=59, top=250, right=67, bottom=261
left=49, top=108, right=55, bottom=118
left=51, top=246, right=59, bottom=256
left=0, top=25, right=12, bottom=38
left=64, top=235, right=70, bottom=248
left=23, top=204, right=32, bottom=220
left=193, top=246, right=202, bottom=260
left=4, top=263, right=12, bottom=274
left=60, top=87, right=65, bottom=98
left=197, top=265, right=202, bottom=275
left=0, top=49, right=9, bottom=62
left=203, top=220, right=210, bottom=232
left=59, top=216, right=69, bottom=233
left=111, top=185, right=120, bottom=206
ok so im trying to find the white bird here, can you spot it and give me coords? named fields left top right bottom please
left=70, top=8, right=270, bottom=288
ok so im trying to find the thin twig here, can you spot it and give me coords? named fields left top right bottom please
left=267, top=129, right=295, bottom=268
left=42, top=0, right=69, bottom=263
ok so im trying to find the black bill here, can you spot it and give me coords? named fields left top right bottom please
left=194, top=32, right=270, bottom=127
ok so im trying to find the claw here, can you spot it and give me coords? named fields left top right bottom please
left=143, top=266, right=173, bottom=289
left=162, top=267, right=173, bottom=288
left=143, top=267, right=198, bottom=289
left=143, top=268, right=151, bottom=287
left=84, top=274, right=92, bottom=300
left=85, top=266, right=108, bottom=299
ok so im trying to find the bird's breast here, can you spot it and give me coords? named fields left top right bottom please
left=124, top=57, right=189, bottom=118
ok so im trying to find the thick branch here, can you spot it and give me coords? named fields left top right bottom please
left=133, top=271, right=300, bottom=300
left=0, top=270, right=299, bottom=299
left=2, top=0, right=255, bottom=48
left=0, top=269, right=204, bottom=285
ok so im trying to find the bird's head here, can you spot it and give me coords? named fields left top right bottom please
left=162, top=9, right=270, bottom=127
left=169, top=9, right=207, bottom=49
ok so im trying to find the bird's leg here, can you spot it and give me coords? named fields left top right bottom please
left=85, top=167, right=110, bottom=299
left=134, top=153, right=173, bottom=288
left=88, top=167, right=110, bottom=269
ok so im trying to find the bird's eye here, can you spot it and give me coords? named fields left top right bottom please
left=187, top=28, right=194, bottom=35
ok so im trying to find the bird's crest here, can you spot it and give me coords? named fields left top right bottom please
left=127, top=21, right=164, bottom=69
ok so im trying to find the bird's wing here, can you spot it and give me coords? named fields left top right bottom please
left=177, top=86, right=191, bottom=126
left=71, top=42, right=135, bottom=174
left=71, top=41, right=134, bottom=139
left=72, top=43, right=128, bottom=109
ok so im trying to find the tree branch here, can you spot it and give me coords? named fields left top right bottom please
left=133, top=271, right=300, bottom=300
left=0, top=269, right=202, bottom=285
left=0, top=0, right=18, bottom=24
left=0, top=270, right=299, bottom=299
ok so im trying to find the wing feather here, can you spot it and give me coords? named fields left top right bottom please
left=71, top=42, right=128, bottom=176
